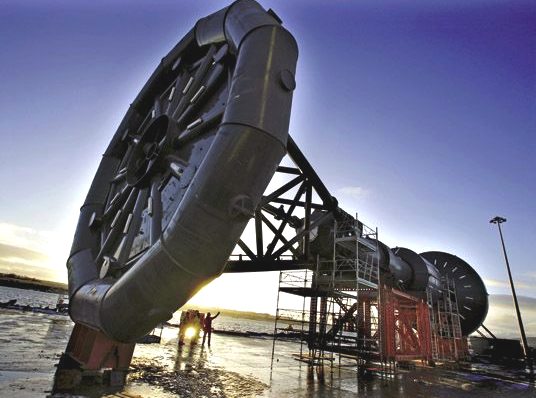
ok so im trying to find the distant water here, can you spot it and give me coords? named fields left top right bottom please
left=0, top=286, right=63, bottom=308
left=2, top=286, right=534, bottom=343
left=0, top=286, right=274, bottom=335
left=169, top=312, right=274, bottom=335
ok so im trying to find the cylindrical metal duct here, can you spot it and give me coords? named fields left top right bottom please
left=391, top=247, right=441, bottom=293
left=67, top=0, right=298, bottom=342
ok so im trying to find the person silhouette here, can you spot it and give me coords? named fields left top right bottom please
left=202, top=311, right=220, bottom=347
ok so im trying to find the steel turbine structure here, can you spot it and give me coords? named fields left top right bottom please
left=67, top=0, right=298, bottom=342
left=56, top=0, right=489, bottom=391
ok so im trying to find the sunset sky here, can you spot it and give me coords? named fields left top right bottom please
left=1, top=1, right=535, bottom=335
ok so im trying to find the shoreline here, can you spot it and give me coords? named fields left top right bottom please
left=0, top=275, right=67, bottom=295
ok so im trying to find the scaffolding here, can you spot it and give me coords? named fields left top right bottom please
left=271, top=216, right=392, bottom=378
left=428, top=275, right=468, bottom=362
left=271, top=215, right=469, bottom=382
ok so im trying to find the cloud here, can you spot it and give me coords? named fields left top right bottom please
left=0, top=256, right=45, bottom=268
left=0, top=222, right=67, bottom=282
left=484, top=277, right=533, bottom=290
left=0, top=222, right=52, bottom=254
left=0, top=243, right=47, bottom=263
left=483, top=278, right=507, bottom=288
left=335, top=186, right=370, bottom=199
left=0, top=261, right=59, bottom=281
left=483, top=294, right=536, bottom=338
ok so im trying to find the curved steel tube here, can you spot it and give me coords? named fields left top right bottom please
left=67, top=0, right=298, bottom=342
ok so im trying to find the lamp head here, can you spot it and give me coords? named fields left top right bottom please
left=490, top=216, right=507, bottom=224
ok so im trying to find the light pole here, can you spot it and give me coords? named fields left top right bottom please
left=490, top=216, right=533, bottom=374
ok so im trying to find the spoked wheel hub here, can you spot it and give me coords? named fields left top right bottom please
left=126, top=115, right=176, bottom=188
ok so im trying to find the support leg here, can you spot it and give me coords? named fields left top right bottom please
left=52, top=323, right=135, bottom=393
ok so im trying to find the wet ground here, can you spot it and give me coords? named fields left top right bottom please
left=0, top=306, right=535, bottom=397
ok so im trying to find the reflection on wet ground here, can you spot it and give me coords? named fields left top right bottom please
left=127, top=330, right=536, bottom=398
left=0, top=308, right=535, bottom=397
left=131, top=348, right=268, bottom=398
left=0, top=309, right=72, bottom=397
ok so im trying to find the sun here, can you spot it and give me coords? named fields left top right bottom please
left=184, top=326, right=198, bottom=339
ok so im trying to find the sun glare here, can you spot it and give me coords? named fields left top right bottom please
left=184, top=326, right=197, bottom=339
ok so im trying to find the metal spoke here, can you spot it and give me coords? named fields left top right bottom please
left=153, top=97, right=161, bottom=118
left=137, top=110, right=154, bottom=137
left=175, top=107, right=224, bottom=147
left=166, top=73, right=191, bottom=114
left=103, top=185, right=133, bottom=220
left=116, top=188, right=149, bottom=266
left=117, top=142, right=135, bottom=171
left=111, top=167, right=127, bottom=183
left=145, top=159, right=156, bottom=174
left=172, top=45, right=217, bottom=120
left=158, top=136, right=167, bottom=149
left=176, top=62, right=225, bottom=127
left=96, top=187, right=139, bottom=265
left=149, top=176, right=163, bottom=245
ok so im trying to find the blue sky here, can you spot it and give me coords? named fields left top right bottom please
left=0, top=1, right=535, bottom=325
